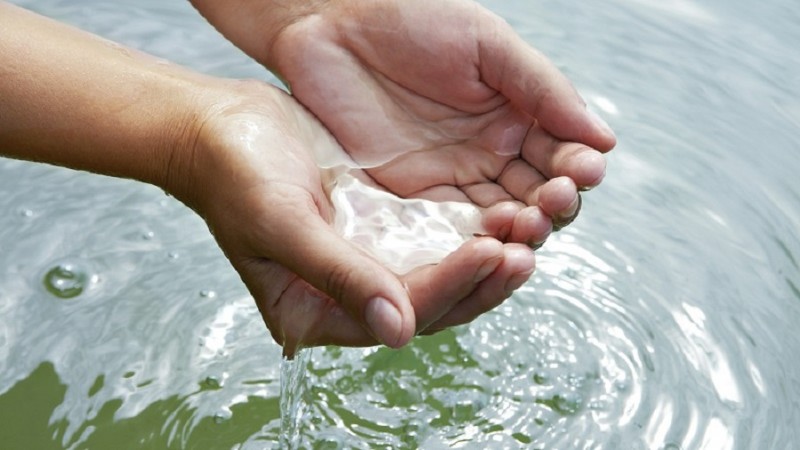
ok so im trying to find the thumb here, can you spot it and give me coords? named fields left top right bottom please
left=478, top=18, right=617, bottom=152
left=267, top=206, right=416, bottom=348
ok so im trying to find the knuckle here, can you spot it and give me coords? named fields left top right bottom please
left=323, top=260, right=356, bottom=304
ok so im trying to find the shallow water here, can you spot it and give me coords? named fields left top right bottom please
left=2, top=0, right=799, bottom=449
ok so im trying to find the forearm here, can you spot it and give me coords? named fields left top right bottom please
left=0, top=2, right=208, bottom=188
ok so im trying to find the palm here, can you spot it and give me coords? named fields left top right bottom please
left=272, top=0, right=615, bottom=240
left=192, top=84, right=536, bottom=354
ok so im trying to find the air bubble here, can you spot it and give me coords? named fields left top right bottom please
left=199, top=290, right=217, bottom=299
left=43, top=263, right=94, bottom=299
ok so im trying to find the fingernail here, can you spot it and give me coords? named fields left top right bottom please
left=553, top=195, right=582, bottom=231
left=528, top=239, right=546, bottom=250
left=474, top=256, right=502, bottom=283
left=588, top=109, right=614, bottom=136
left=562, top=195, right=581, bottom=218
left=365, top=297, right=402, bottom=347
left=504, top=271, right=533, bottom=292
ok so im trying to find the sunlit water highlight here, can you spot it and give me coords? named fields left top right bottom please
left=329, top=172, right=483, bottom=274
left=1, top=0, right=799, bottom=449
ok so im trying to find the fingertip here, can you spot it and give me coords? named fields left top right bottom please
left=469, top=235, right=506, bottom=257
left=365, top=296, right=415, bottom=348
left=509, top=206, right=552, bottom=245
left=572, top=150, right=607, bottom=189
left=537, top=177, right=578, bottom=217
left=587, top=109, right=618, bottom=152
left=503, top=243, right=536, bottom=274
left=469, top=237, right=505, bottom=282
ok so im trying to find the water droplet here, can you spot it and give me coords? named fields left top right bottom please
left=43, top=263, right=92, bottom=299
left=199, top=290, right=216, bottom=299
left=167, top=252, right=180, bottom=260
left=18, top=208, right=33, bottom=218
left=141, top=231, right=155, bottom=240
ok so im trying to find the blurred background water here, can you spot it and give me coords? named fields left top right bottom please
left=1, top=0, right=799, bottom=448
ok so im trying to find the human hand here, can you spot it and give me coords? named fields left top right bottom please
left=258, top=0, right=617, bottom=246
left=169, top=81, right=536, bottom=356
left=0, top=0, right=535, bottom=356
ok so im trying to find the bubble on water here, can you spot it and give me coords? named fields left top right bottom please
left=42, top=262, right=96, bottom=299
left=199, top=290, right=216, bottom=299
left=167, top=251, right=180, bottom=260
left=213, top=407, right=232, bottom=424
left=18, top=208, right=34, bottom=218
left=141, top=231, right=155, bottom=240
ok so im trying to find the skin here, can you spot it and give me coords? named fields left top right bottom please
left=0, top=2, right=546, bottom=357
left=191, top=0, right=617, bottom=242
left=187, top=0, right=617, bottom=353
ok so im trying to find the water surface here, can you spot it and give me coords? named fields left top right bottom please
left=1, top=0, right=799, bottom=448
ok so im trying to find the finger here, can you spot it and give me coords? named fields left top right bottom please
left=497, top=160, right=580, bottom=222
left=481, top=202, right=553, bottom=246
left=403, top=237, right=504, bottom=331
left=553, top=194, right=581, bottom=232
left=241, top=266, right=375, bottom=356
left=533, top=176, right=580, bottom=222
left=521, top=124, right=607, bottom=189
left=421, top=243, right=535, bottom=333
left=508, top=206, right=552, bottom=247
left=496, top=158, right=548, bottom=206
left=482, top=202, right=521, bottom=240
left=478, top=15, right=616, bottom=152
left=264, top=201, right=416, bottom=348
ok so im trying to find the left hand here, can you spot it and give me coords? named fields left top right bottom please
left=169, top=81, right=536, bottom=355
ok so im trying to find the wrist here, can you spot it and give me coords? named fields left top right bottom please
left=157, top=79, right=229, bottom=214
left=190, top=0, right=330, bottom=72
left=159, top=79, right=290, bottom=217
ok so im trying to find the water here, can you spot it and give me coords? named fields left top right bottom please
left=278, top=351, right=312, bottom=450
left=1, top=0, right=799, bottom=449
left=330, top=172, right=483, bottom=274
